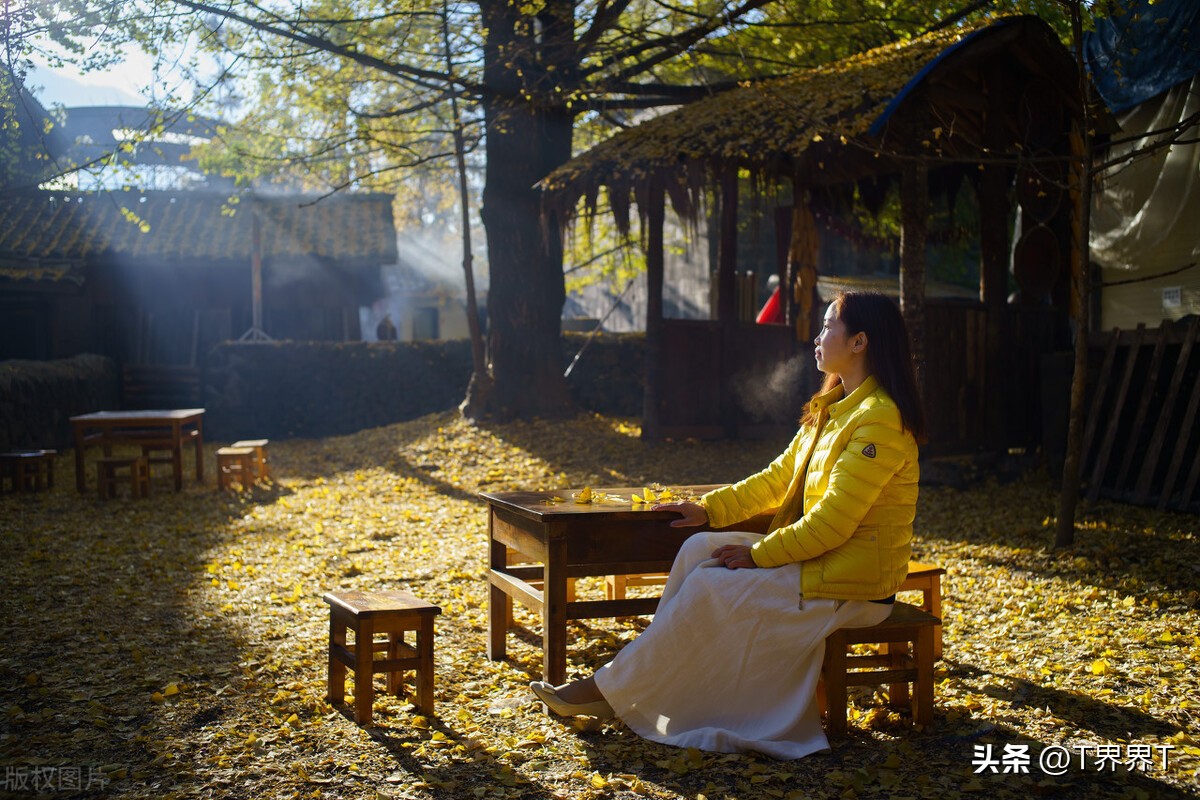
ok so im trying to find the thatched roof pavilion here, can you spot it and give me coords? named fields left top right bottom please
left=543, top=15, right=1079, bottom=224
left=542, top=15, right=1103, bottom=448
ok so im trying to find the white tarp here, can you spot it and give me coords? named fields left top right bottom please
left=1090, top=74, right=1200, bottom=273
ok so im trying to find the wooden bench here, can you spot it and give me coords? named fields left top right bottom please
left=216, top=447, right=257, bottom=490
left=0, top=450, right=56, bottom=492
left=96, top=456, right=150, bottom=499
left=820, top=601, right=939, bottom=736
left=324, top=590, right=441, bottom=726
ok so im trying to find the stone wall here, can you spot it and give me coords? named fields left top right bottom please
left=0, top=355, right=119, bottom=452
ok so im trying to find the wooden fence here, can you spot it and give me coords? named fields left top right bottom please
left=1080, top=316, right=1200, bottom=512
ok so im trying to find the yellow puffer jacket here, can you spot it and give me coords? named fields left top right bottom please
left=699, top=375, right=919, bottom=600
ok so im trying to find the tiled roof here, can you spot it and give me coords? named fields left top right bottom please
left=0, top=190, right=398, bottom=267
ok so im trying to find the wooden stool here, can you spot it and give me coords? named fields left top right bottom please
left=820, top=601, right=939, bottom=736
left=96, top=456, right=150, bottom=499
left=231, top=439, right=270, bottom=481
left=898, top=562, right=946, bottom=658
left=324, top=589, right=441, bottom=726
left=0, top=450, right=56, bottom=492
left=217, top=447, right=256, bottom=489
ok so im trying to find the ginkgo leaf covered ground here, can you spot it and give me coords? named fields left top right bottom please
left=1, top=411, right=1198, bottom=800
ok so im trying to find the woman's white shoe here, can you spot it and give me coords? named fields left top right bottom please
left=529, top=681, right=614, bottom=718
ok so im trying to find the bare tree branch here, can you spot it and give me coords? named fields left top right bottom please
left=576, top=0, right=634, bottom=59
left=578, top=0, right=777, bottom=82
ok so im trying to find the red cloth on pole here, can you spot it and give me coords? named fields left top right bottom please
left=756, top=286, right=783, bottom=324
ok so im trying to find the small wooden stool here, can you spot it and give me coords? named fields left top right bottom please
left=231, top=439, right=270, bottom=481
left=820, top=601, right=939, bottom=736
left=96, top=456, right=150, bottom=499
left=0, top=450, right=56, bottom=492
left=324, top=589, right=441, bottom=726
left=898, top=562, right=947, bottom=658
left=216, top=447, right=257, bottom=489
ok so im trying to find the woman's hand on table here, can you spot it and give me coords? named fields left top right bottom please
left=653, top=501, right=708, bottom=528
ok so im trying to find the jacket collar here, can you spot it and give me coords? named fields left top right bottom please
left=818, top=375, right=880, bottom=420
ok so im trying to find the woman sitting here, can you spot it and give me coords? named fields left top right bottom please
left=530, top=291, right=927, bottom=759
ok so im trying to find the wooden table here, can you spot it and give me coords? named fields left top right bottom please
left=482, top=485, right=768, bottom=684
left=70, top=409, right=205, bottom=492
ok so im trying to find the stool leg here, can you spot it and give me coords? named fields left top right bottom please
left=886, top=640, right=910, bottom=710
left=328, top=614, right=347, bottom=706
left=913, top=625, right=935, bottom=728
left=354, top=618, right=375, bottom=726
left=386, top=633, right=401, bottom=696
left=822, top=633, right=848, bottom=736
left=928, top=575, right=943, bottom=659
left=416, top=615, right=435, bottom=716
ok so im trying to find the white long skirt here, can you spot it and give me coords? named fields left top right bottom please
left=593, top=531, right=893, bottom=759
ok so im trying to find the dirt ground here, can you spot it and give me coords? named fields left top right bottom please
left=1, top=410, right=1197, bottom=799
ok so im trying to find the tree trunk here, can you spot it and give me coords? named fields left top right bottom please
left=1056, top=0, right=1094, bottom=548
left=468, top=0, right=575, bottom=419
left=441, top=0, right=491, bottom=418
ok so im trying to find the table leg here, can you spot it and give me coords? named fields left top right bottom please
left=171, top=424, right=184, bottom=492
left=194, top=419, right=205, bottom=483
left=73, top=425, right=86, bottom=492
left=487, top=518, right=509, bottom=662
left=543, top=537, right=568, bottom=685
left=417, top=615, right=435, bottom=715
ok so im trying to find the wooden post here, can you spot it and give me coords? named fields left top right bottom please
left=717, top=168, right=738, bottom=323
left=642, top=180, right=666, bottom=441
left=980, top=67, right=1014, bottom=449
left=900, top=159, right=928, bottom=389
left=718, top=168, right=739, bottom=436
left=789, top=202, right=820, bottom=343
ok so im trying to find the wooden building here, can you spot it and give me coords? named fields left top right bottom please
left=0, top=190, right=398, bottom=396
left=543, top=15, right=1110, bottom=453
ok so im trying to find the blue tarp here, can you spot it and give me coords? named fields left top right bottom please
left=1084, top=0, right=1200, bottom=113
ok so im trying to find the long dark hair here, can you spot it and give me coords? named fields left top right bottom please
left=802, top=291, right=927, bottom=443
